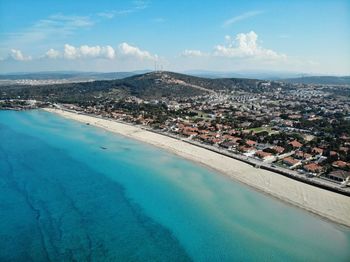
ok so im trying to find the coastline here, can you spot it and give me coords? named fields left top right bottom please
left=44, top=108, right=350, bottom=227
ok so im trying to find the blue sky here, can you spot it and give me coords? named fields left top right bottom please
left=0, top=0, right=349, bottom=74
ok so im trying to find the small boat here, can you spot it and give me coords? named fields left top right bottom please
left=100, top=146, right=107, bottom=150
left=86, top=123, right=90, bottom=125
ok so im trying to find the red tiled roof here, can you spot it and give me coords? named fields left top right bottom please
left=239, top=146, right=255, bottom=152
left=288, top=114, right=302, bottom=119
left=340, top=147, right=349, bottom=152
left=246, top=140, right=257, bottom=146
left=272, top=146, right=285, bottom=154
left=255, top=151, right=272, bottom=159
left=312, top=147, right=324, bottom=155
left=283, top=157, right=299, bottom=166
left=183, top=131, right=198, bottom=136
left=211, top=138, right=222, bottom=144
left=198, top=134, right=209, bottom=140
left=294, top=151, right=312, bottom=159
left=328, top=170, right=350, bottom=180
left=332, top=161, right=349, bottom=169
left=304, top=163, right=323, bottom=173
left=289, top=140, right=302, bottom=148
left=232, top=137, right=242, bottom=143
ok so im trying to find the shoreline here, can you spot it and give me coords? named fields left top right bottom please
left=43, top=108, right=350, bottom=227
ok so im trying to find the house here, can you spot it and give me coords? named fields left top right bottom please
left=198, top=129, right=209, bottom=134
left=222, top=134, right=236, bottom=140
left=288, top=114, right=302, bottom=119
left=246, top=140, right=257, bottom=147
left=198, top=134, right=209, bottom=140
left=339, top=147, right=349, bottom=153
left=329, top=151, right=338, bottom=157
left=255, top=150, right=273, bottom=160
left=231, top=137, right=242, bottom=144
left=312, top=147, right=324, bottom=155
left=340, top=135, right=350, bottom=141
left=238, top=145, right=256, bottom=153
left=183, top=130, right=198, bottom=137
left=332, top=160, right=349, bottom=169
left=282, top=157, right=300, bottom=167
left=303, top=163, right=323, bottom=173
left=211, top=138, right=222, bottom=144
left=272, top=146, right=285, bottom=154
left=294, top=151, right=312, bottom=160
left=325, top=170, right=350, bottom=183
left=289, top=140, right=303, bottom=148
left=220, top=141, right=236, bottom=149
left=284, top=120, right=293, bottom=127
left=228, top=129, right=239, bottom=135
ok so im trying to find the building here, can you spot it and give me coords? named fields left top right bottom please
left=272, top=146, right=285, bottom=154
left=220, top=141, right=236, bottom=149
left=325, top=170, right=350, bottom=183
left=246, top=140, right=257, bottom=147
left=289, top=140, right=303, bottom=148
left=312, top=147, right=324, bottom=155
left=332, top=160, right=349, bottom=169
left=255, top=150, right=273, bottom=161
left=239, top=145, right=256, bottom=154
left=303, top=163, right=323, bottom=174
left=294, top=151, right=312, bottom=160
left=282, top=157, right=300, bottom=167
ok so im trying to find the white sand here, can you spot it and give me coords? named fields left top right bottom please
left=44, top=108, right=350, bottom=227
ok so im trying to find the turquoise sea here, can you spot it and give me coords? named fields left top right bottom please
left=0, top=110, right=349, bottom=261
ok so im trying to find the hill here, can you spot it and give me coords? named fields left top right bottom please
left=0, top=71, right=273, bottom=103
left=116, top=71, right=264, bottom=97
left=281, top=76, right=350, bottom=85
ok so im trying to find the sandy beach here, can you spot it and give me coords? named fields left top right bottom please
left=44, top=108, right=350, bottom=227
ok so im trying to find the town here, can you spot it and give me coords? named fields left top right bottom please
left=1, top=72, right=350, bottom=192
left=3, top=71, right=349, bottom=191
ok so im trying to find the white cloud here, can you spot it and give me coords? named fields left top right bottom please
left=118, top=42, right=157, bottom=60
left=25, top=14, right=93, bottom=39
left=97, top=12, right=115, bottom=19
left=180, top=31, right=286, bottom=62
left=63, top=44, right=116, bottom=60
left=213, top=31, right=287, bottom=61
left=223, top=11, right=264, bottom=27
left=47, top=14, right=94, bottom=28
left=181, top=49, right=205, bottom=57
left=0, top=14, right=94, bottom=56
left=133, top=0, right=148, bottom=10
left=80, top=45, right=103, bottom=58
left=4, top=43, right=152, bottom=62
left=64, top=44, right=78, bottom=59
left=97, top=1, right=149, bottom=20
left=45, top=48, right=60, bottom=59
left=9, top=49, right=32, bottom=61
left=102, top=46, right=116, bottom=59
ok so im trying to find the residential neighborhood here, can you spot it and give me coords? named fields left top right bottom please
left=9, top=74, right=345, bottom=189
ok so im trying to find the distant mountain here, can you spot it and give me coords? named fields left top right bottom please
left=184, top=70, right=309, bottom=80
left=281, top=76, right=350, bottom=85
left=0, top=70, right=151, bottom=81
left=3, top=70, right=348, bottom=86
left=183, top=70, right=245, bottom=79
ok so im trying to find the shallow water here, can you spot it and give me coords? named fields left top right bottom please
left=0, top=110, right=349, bottom=261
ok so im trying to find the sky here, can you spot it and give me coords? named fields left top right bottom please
left=0, top=0, right=349, bottom=75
